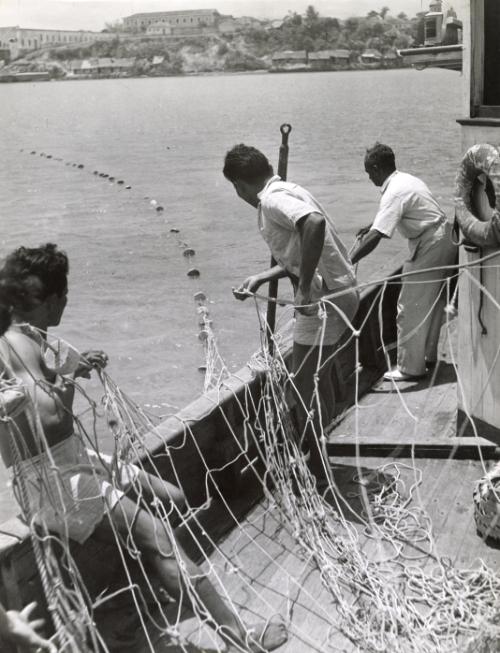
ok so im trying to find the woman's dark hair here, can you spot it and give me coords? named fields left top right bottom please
left=364, top=142, right=396, bottom=172
left=0, top=243, right=69, bottom=335
left=223, top=144, right=273, bottom=183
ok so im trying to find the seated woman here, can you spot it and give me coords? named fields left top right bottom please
left=0, top=243, right=287, bottom=653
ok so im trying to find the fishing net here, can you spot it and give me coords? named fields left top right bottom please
left=1, top=251, right=500, bottom=653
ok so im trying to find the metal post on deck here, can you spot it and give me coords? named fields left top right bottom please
left=266, top=123, right=292, bottom=356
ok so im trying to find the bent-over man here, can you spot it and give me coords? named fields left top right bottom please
left=351, top=142, right=457, bottom=381
left=223, top=144, right=359, bottom=480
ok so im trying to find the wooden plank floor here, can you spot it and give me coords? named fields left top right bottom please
left=6, top=322, right=500, bottom=651
left=125, top=349, right=500, bottom=652
left=331, top=360, right=460, bottom=444
left=122, top=451, right=500, bottom=652
left=328, top=351, right=499, bottom=459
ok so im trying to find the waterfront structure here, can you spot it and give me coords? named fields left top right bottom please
left=0, top=26, right=113, bottom=60
left=309, top=49, right=351, bottom=70
left=123, top=9, right=219, bottom=35
left=271, top=48, right=400, bottom=72
left=360, top=49, right=383, bottom=66
left=271, top=50, right=308, bottom=70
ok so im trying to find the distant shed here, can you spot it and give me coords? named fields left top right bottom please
left=271, top=50, right=308, bottom=68
left=309, top=49, right=351, bottom=70
left=360, top=49, right=383, bottom=66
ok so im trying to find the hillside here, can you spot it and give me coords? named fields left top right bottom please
left=1, top=7, right=424, bottom=77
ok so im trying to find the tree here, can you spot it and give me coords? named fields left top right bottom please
left=305, top=5, right=320, bottom=24
left=322, top=17, right=340, bottom=41
left=380, top=7, right=390, bottom=19
left=285, top=11, right=302, bottom=27
left=344, top=17, right=360, bottom=34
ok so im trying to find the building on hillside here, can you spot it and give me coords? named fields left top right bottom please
left=235, top=16, right=262, bottom=28
left=218, top=15, right=263, bottom=34
left=0, top=26, right=113, bottom=60
left=0, top=47, right=10, bottom=64
left=123, top=9, right=218, bottom=35
left=309, top=49, right=351, bottom=70
left=265, top=20, right=284, bottom=30
left=271, top=50, right=308, bottom=70
left=146, top=22, right=173, bottom=36
left=71, top=57, right=135, bottom=76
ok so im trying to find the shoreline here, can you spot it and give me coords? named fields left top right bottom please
left=0, top=64, right=411, bottom=84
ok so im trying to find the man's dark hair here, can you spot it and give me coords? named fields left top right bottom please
left=365, top=142, right=396, bottom=172
left=223, top=144, right=273, bottom=183
left=0, top=244, right=69, bottom=331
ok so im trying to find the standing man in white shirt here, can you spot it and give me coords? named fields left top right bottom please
left=351, top=142, right=457, bottom=381
left=223, top=144, right=359, bottom=480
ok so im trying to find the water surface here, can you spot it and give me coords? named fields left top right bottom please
left=0, top=68, right=462, bottom=413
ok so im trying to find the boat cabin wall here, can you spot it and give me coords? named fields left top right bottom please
left=460, top=0, right=500, bottom=129
left=424, top=12, right=444, bottom=46
left=456, top=0, right=500, bottom=442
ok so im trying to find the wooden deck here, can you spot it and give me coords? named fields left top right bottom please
left=99, top=354, right=500, bottom=653
left=2, top=271, right=500, bottom=651
left=126, top=455, right=500, bottom=652
left=328, top=359, right=499, bottom=460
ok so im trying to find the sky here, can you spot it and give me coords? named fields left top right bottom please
left=0, top=0, right=433, bottom=31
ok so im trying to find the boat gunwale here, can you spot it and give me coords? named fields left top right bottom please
left=0, top=254, right=407, bottom=560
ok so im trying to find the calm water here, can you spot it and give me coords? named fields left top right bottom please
left=0, top=68, right=462, bottom=414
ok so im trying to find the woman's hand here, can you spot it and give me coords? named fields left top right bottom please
left=0, top=602, right=57, bottom=652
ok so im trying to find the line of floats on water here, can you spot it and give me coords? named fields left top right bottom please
left=19, top=147, right=212, bottom=373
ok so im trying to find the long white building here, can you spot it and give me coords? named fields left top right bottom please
left=0, top=26, right=114, bottom=60
left=123, top=9, right=219, bottom=34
